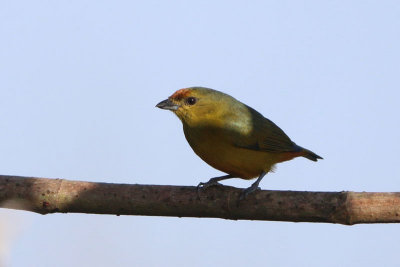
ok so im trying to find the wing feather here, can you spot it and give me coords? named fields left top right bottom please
left=234, top=106, right=298, bottom=153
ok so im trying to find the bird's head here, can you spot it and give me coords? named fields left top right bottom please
left=156, top=87, right=235, bottom=126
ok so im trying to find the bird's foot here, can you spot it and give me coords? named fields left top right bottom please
left=196, top=178, right=223, bottom=193
left=239, top=184, right=261, bottom=200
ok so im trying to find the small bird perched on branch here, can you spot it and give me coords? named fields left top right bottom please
left=156, top=87, right=322, bottom=199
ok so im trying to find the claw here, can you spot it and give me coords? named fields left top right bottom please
left=196, top=180, right=223, bottom=199
left=196, top=174, right=234, bottom=195
left=196, top=180, right=222, bottom=193
left=239, top=185, right=261, bottom=200
left=238, top=171, right=266, bottom=200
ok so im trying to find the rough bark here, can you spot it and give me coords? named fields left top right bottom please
left=0, top=175, right=399, bottom=225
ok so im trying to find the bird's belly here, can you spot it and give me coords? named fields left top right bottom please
left=185, top=131, right=276, bottom=179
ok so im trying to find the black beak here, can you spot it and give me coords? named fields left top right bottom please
left=156, top=99, right=179, bottom=111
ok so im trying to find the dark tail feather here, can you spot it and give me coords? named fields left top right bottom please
left=302, top=148, right=323, bottom=162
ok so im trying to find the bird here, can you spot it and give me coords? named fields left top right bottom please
left=156, top=87, right=322, bottom=199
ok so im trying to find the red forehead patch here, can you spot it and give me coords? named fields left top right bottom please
left=170, top=88, right=190, bottom=100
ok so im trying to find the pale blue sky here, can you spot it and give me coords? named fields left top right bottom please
left=1, top=1, right=399, bottom=266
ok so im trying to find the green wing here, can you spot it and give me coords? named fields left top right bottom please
left=234, top=106, right=299, bottom=153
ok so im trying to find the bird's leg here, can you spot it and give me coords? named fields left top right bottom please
left=197, top=174, right=235, bottom=191
left=239, top=171, right=267, bottom=200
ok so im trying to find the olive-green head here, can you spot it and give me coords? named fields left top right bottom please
left=156, top=87, right=240, bottom=126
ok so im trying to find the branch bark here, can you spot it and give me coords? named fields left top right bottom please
left=0, top=175, right=399, bottom=225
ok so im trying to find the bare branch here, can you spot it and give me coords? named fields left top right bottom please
left=0, top=175, right=399, bottom=225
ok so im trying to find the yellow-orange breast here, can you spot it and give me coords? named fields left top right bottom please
left=183, top=125, right=280, bottom=179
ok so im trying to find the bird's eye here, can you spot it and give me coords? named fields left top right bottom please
left=185, top=97, right=197, bottom=105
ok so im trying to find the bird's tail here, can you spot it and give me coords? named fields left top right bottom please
left=301, top=148, right=323, bottom=162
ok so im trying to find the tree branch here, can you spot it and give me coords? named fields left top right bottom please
left=0, top=175, right=399, bottom=225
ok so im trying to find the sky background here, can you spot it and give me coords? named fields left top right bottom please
left=1, top=1, right=400, bottom=266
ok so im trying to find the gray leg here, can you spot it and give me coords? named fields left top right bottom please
left=197, top=174, right=235, bottom=191
left=239, top=171, right=267, bottom=200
